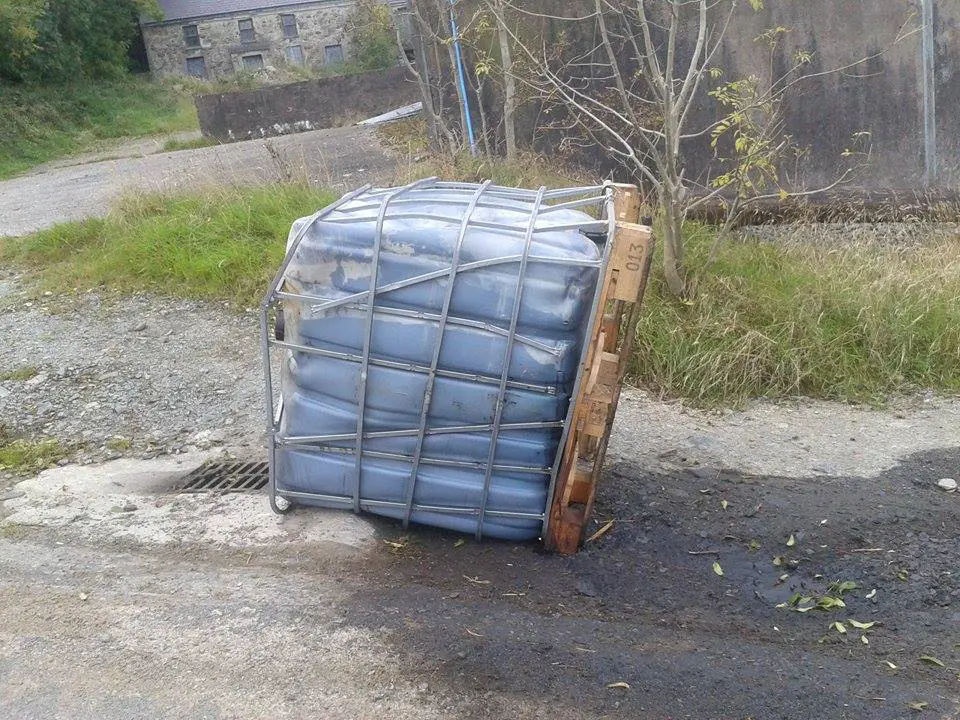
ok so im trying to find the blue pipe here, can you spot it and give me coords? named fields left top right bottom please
left=448, top=0, right=478, bottom=155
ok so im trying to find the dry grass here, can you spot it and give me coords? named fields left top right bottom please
left=633, top=224, right=960, bottom=406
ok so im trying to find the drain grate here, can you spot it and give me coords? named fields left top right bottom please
left=179, top=461, right=269, bottom=494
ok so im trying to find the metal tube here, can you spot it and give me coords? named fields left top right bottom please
left=352, top=178, right=435, bottom=512
left=270, top=338, right=560, bottom=394
left=402, top=182, right=492, bottom=526
left=475, top=187, right=547, bottom=540
left=282, top=420, right=563, bottom=445
left=448, top=0, right=477, bottom=155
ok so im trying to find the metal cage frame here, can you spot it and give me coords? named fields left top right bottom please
left=260, top=178, right=617, bottom=540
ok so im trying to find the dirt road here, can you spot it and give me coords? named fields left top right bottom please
left=2, top=276, right=959, bottom=719
left=0, top=125, right=396, bottom=237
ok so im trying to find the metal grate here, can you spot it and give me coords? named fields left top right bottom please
left=178, top=461, right=268, bottom=494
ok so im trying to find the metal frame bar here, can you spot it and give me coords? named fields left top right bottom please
left=475, top=187, right=546, bottom=540
left=261, top=179, right=615, bottom=537
left=352, top=178, right=435, bottom=512
left=401, top=181, right=492, bottom=526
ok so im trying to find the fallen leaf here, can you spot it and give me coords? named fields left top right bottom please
left=861, top=635, right=869, bottom=645
left=865, top=589, right=877, bottom=599
left=828, top=580, right=858, bottom=596
left=772, top=556, right=783, bottom=567
left=778, top=573, right=790, bottom=583
left=606, top=682, right=630, bottom=690
left=463, top=575, right=491, bottom=585
left=698, top=488, right=714, bottom=494
left=586, top=519, right=614, bottom=544
left=712, top=561, right=724, bottom=577
left=747, top=539, right=761, bottom=552
left=832, top=621, right=847, bottom=634
left=817, top=596, right=846, bottom=610
left=886, top=661, right=899, bottom=669
left=907, top=701, right=928, bottom=711
left=919, top=656, right=945, bottom=667
left=721, top=499, right=729, bottom=510
left=453, top=538, right=466, bottom=548
left=465, top=628, right=484, bottom=638
left=897, top=568, right=909, bottom=581
left=786, top=534, right=796, bottom=547
left=849, top=620, right=876, bottom=630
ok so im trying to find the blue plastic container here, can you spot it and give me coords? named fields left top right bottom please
left=264, top=181, right=610, bottom=540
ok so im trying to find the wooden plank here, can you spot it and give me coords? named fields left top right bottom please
left=610, top=223, right=653, bottom=302
left=545, top=183, right=651, bottom=555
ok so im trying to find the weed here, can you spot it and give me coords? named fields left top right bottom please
left=631, top=225, right=960, bottom=406
left=106, top=437, right=132, bottom=452
left=0, top=428, right=68, bottom=475
left=0, top=184, right=337, bottom=307
left=0, top=77, right=198, bottom=178
left=0, top=367, right=38, bottom=382
left=161, top=135, right=217, bottom=153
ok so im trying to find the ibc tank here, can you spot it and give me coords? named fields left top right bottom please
left=261, top=180, right=614, bottom=540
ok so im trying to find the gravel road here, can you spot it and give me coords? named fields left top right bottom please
left=2, top=271, right=959, bottom=719
left=0, top=125, right=396, bottom=237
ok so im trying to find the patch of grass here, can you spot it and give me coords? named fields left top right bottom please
left=162, top=135, right=217, bottom=153
left=0, top=366, right=38, bottom=382
left=632, top=226, right=960, bottom=406
left=0, top=184, right=338, bottom=307
left=0, top=427, right=68, bottom=475
left=106, top=437, right=132, bottom=452
left=0, top=76, right=198, bottom=178
left=379, top=120, right=592, bottom=189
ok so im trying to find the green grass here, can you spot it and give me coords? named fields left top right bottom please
left=0, top=427, right=68, bottom=475
left=2, top=172, right=958, bottom=406
left=0, top=366, right=38, bottom=382
left=632, top=226, right=960, bottom=406
left=0, top=184, right=337, bottom=307
left=161, top=135, right=217, bottom=153
left=0, top=76, right=198, bottom=179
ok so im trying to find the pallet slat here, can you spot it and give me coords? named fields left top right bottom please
left=545, top=184, right=655, bottom=554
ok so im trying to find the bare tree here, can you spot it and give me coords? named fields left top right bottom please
left=496, top=0, right=914, bottom=297
left=487, top=0, right=518, bottom=159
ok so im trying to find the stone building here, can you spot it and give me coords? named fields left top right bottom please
left=141, top=0, right=403, bottom=80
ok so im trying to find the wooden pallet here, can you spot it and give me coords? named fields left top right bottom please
left=545, top=184, right=654, bottom=554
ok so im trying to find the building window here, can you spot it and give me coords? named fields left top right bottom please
left=279, top=13, right=299, bottom=40
left=238, top=18, right=255, bottom=44
left=241, top=54, right=264, bottom=71
left=284, top=45, right=305, bottom=66
left=182, top=24, right=200, bottom=48
left=324, top=44, right=344, bottom=64
left=185, top=56, right=206, bottom=78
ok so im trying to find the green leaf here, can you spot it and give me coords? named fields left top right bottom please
left=886, top=660, right=899, bottom=669
left=786, top=534, right=796, bottom=547
left=849, top=620, right=875, bottom=630
left=861, top=635, right=869, bottom=645
left=712, top=561, right=724, bottom=577
left=828, top=580, right=858, bottom=596
left=907, top=701, right=928, bottom=711
left=453, top=538, right=466, bottom=548
left=817, top=596, right=846, bottom=610
left=919, top=656, right=945, bottom=667
left=832, top=621, right=847, bottom=634
left=721, top=499, right=729, bottom=510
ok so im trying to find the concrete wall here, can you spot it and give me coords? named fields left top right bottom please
left=194, top=67, right=418, bottom=141
left=442, top=0, right=958, bottom=189
left=143, top=0, right=367, bottom=80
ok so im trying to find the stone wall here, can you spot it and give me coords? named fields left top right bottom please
left=142, top=0, right=406, bottom=80
left=194, top=67, right=418, bottom=141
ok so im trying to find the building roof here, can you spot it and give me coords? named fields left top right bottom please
left=147, top=0, right=341, bottom=24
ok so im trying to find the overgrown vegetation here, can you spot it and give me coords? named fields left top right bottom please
left=161, top=134, right=216, bottom=153
left=346, top=0, right=399, bottom=71
left=0, top=0, right=159, bottom=83
left=0, top=426, right=68, bottom=475
left=0, top=78, right=197, bottom=178
left=632, top=226, right=960, bottom=406
left=0, top=366, right=39, bottom=382
left=2, top=153, right=958, bottom=406
left=0, top=184, right=337, bottom=307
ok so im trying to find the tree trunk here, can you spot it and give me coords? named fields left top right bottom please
left=495, top=3, right=517, bottom=159
left=661, top=193, right=687, bottom=297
